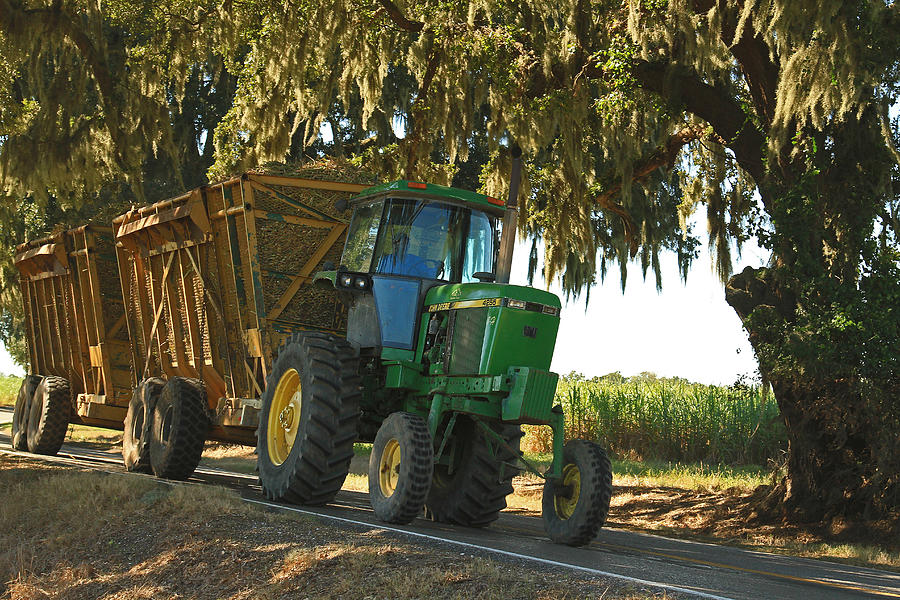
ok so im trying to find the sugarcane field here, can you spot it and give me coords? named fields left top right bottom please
left=1, top=2, right=899, bottom=599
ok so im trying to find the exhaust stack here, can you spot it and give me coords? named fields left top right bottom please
left=495, top=145, right=522, bottom=284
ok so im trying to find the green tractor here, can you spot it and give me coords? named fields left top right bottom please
left=256, top=161, right=613, bottom=546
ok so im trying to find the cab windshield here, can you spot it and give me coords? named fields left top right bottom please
left=342, top=198, right=497, bottom=282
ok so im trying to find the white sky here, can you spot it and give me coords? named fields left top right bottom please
left=511, top=231, right=764, bottom=386
left=0, top=226, right=764, bottom=385
left=0, top=341, right=19, bottom=376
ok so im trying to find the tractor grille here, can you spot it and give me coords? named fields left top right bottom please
left=447, top=307, right=488, bottom=374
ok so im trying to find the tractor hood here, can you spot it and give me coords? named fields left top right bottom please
left=422, top=282, right=562, bottom=375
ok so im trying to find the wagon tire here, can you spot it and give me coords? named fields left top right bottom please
left=26, top=376, right=71, bottom=455
left=257, top=332, right=360, bottom=505
left=369, top=412, right=433, bottom=524
left=542, top=439, right=613, bottom=546
left=12, top=375, right=41, bottom=451
left=425, top=418, right=522, bottom=527
left=123, top=377, right=165, bottom=473
left=149, top=377, right=208, bottom=480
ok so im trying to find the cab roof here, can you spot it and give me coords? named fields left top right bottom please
left=351, top=180, right=507, bottom=214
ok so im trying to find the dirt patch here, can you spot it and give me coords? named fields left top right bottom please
left=0, top=457, right=671, bottom=600
left=609, top=483, right=900, bottom=560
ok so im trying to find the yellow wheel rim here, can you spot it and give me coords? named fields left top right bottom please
left=267, top=368, right=302, bottom=466
left=379, top=439, right=402, bottom=498
left=555, top=463, right=581, bottom=520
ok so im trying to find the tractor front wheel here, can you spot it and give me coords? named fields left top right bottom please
left=257, top=332, right=360, bottom=505
left=12, top=375, right=41, bottom=450
left=542, top=439, right=612, bottom=546
left=369, top=412, right=433, bottom=524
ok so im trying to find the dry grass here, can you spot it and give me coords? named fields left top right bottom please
left=63, top=424, right=122, bottom=448
left=24, top=426, right=900, bottom=573
left=199, top=442, right=256, bottom=474
left=0, top=457, right=665, bottom=599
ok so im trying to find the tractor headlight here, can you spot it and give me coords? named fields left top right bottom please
left=507, top=299, right=526, bottom=309
left=339, top=273, right=353, bottom=288
left=353, top=275, right=370, bottom=290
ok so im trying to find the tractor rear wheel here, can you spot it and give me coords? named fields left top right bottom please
left=26, top=376, right=71, bottom=455
left=369, top=412, right=433, bottom=524
left=542, top=439, right=613, bottom=546
left=257, top=332, right=360, bottom=505
left=149, top=377, right=208, bottom=480
left=12, top=375, right=41, bottom=450
left=425, top=418, right=522, bottom=527
left=123, top=377, right=164, bottom=472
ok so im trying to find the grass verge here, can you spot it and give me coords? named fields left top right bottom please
left=0, top=376, right=20, bottom=407
left=0, top=457, right=664, bottom=599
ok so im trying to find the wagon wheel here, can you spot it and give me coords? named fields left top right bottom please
left=425, top=417, right=522, bottom=527
left=12, top=375, right=41, bottom=451
left=257, top=331, right=360, bottom=505
left=26, top=376, right=71, bottom=455
left=123, top=377, right=165, bottom=473
left=542, top=439, right=613, bottom=546
left=149, top=377, right=208, bottom=480
left=369, top=412, right=433, bottom=524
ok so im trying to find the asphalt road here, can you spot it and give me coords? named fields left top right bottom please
left=1, top=405, right=898, bottom=599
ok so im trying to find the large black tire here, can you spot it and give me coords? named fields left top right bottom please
left=123, top=377, right=165, bottom=473
left=257, top=332, right=360, bottom=505
left=12, top=375, right=41, bottom=450
left=542, top=439, right=613, bottom=546
left=149, top=377, right=208, bottom=480
left=26, top=376, right=71, bottom=455
left=369, top=412, right=433, bottom=524
left=425, top=418, right=522, bottom=527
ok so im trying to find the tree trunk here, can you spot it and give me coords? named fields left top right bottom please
left=725, top=267, right=899, bottom=522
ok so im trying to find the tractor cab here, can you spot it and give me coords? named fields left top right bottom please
left=340, top=180, right=503, bottom=284
left=323, top=181, right=510, bottom=355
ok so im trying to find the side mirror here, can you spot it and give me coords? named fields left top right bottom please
left=322, top=261, right=336, bottom=271
left=334, top=199, right=348, bottom=212
left=473, top=272, right=495, bottom=283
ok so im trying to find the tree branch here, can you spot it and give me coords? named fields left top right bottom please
left=0, top=0, right=129, bottom=173
left=596, top=124, right=706, bottom=207
left=713, top=1, right=778, bottom=128
left=377, top=0, right=424, bottom=32
left=405, top=51, right=441, bottom=177
left=595, top=125, right=707, bottom=257
left=633, top=59, right=766, bottom=185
